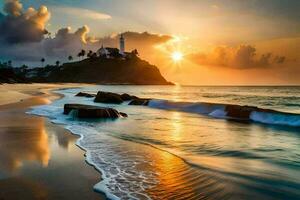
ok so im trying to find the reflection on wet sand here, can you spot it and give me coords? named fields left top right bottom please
left=0, top=108, right=50, bottom=172
left=0, top=96, right=105, bottom=200
left=0, top=177, right=49, bottom=199
left=53, top=129, right=77, bottom=150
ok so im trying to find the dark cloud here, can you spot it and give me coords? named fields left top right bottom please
left=43, top=26, right=90, bottom=58
left=0, top=0, right=172, bottom=65
left=0, top=0, right=50, bottom=44
left=189, top=45, right=286, bottom=69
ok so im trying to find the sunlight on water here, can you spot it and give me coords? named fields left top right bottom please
left=28, top=86, right=300, bottom=199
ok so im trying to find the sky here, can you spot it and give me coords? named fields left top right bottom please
left=0, top=0, right=299, bottom=85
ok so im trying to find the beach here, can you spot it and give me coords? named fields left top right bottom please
left=0, top=84, right=106, bottom=200
left=0, top=84, right=299, bottom=200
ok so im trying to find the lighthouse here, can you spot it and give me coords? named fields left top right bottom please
left=119, top=34, right=125, bottom=55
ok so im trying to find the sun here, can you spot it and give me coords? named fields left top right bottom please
left=171, top=51, right=183, bottom=62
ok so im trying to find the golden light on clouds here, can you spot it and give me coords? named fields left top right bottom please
left=155, top=35, right=189, bottom=66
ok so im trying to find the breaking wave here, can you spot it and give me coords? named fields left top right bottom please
left=148, top=100, right=300, bottom=127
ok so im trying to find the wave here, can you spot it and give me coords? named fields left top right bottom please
left=28, top=107, right=157, bottom=200
left=148, top=100, right=300, bottom=127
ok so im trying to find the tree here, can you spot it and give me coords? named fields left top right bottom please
left=80, top=49, right=86, bottom=60
left=77, top=52, right=82, bottom=61
left=132, top=49, right=139, bottom=56
left=87, top=50, right=93, bottom=58
left=7, top=60, right=12, bottom=68
left=20, top=65, right=28, bottom=72
left=55, top=61, right=60, bottom=67
left=77, top=49, right=86, bottom=60
left=41, top=58, right=45, bottom=67
left=68, top=55, right=73, bottom=62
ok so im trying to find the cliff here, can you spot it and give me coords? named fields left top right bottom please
left=24, top=56, right=173, bottom=85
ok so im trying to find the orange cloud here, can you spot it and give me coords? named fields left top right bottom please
left=188, top=45, right=286, bottom=69
left=0, top=0, right=50, bottom=44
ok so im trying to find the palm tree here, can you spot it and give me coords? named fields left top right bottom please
left=80, top=49, right=86, bottom=60
left=55, top=60, right=60, bottom=67
left=68, top=55, right=73, bottom=62
left=87, top=50, right=93, bottom=58
left=77, top=52, right=82, bottom=61
left=41, top=58, right=45, bottom=67
left=7, top=60, right=12, bottom=68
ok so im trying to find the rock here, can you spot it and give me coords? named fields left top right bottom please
left=75, top=92, right=96, bottom=98
left=64, top=104, right=127, bottom=118
left=94, top=91, right=123, bottom=104
left=225, top=105, right=254, bottom=119
left=119, top=112, right=128, bottom=118
left=120, top=93, right=138, bottom=101
left=129, top=98, right=151, bottom=106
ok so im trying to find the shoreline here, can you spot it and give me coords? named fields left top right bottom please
left=0, top=83, right=90, bottom=106
left=0, top=84, right=106, bottom=200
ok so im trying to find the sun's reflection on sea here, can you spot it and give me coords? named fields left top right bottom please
left=170, top=112, right=184, bottom=141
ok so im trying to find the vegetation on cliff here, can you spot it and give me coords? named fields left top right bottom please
left=20, top=56, right=173, bottom=85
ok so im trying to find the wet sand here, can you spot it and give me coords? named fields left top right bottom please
left=0, top=85, right=106, bottom=200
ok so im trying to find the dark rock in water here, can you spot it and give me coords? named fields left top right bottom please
left=129, top=98, right=151, bottom=106
left=225, top=104, right=297, bottom=120
left=88, top=90, right=149, bottom=105
left=75, top=92, right=96, bottom=98
left=64, top=104, right=127, bottom=118
left=120, top=93, right=138, bottom=101
left=224, top=105, right=282, bottom=120
left=225, top=105, right=254, bottom=119
left=94, top=91, right=123, bottom=104
left=119, top=112, right=128, bottom=118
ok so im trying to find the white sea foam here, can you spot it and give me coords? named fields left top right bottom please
left=250, top=111, right=300, bottom=127
left=148, top=99, right=300, bottom=127
left=148, top=99, right=224, bottom=115
left=27, top=90, right=159, bottom=200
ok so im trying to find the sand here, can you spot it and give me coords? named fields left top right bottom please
left=0, top=83, right=84, bottom=106
left=0, top=84, right=106, bottom=200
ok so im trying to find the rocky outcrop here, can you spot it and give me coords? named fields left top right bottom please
left=94, top=91, right=124, bottom=104
left=72, top=89, right=154, bottom=107
left=75, top=92, right=96, bottom=98
left=225, top=105, right=255, bottom=119
left=64, top=104, right=127, bottom=118
left=92, top=91, right=151, bottom=105
left=128, top=98, right=151, bottom=106
left=224, top=104, right=297, bottom=120
left=93, top=91, right=139, bottom=104
left=120, top=93, right=138, bottom=101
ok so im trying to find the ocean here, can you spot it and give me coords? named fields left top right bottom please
left=28, top=86, right=300, bottom=200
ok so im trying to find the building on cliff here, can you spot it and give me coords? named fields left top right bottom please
left=97, top=34, right=130, bottom=59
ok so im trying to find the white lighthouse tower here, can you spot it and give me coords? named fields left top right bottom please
left=119, top=34, right=125, bottom=55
